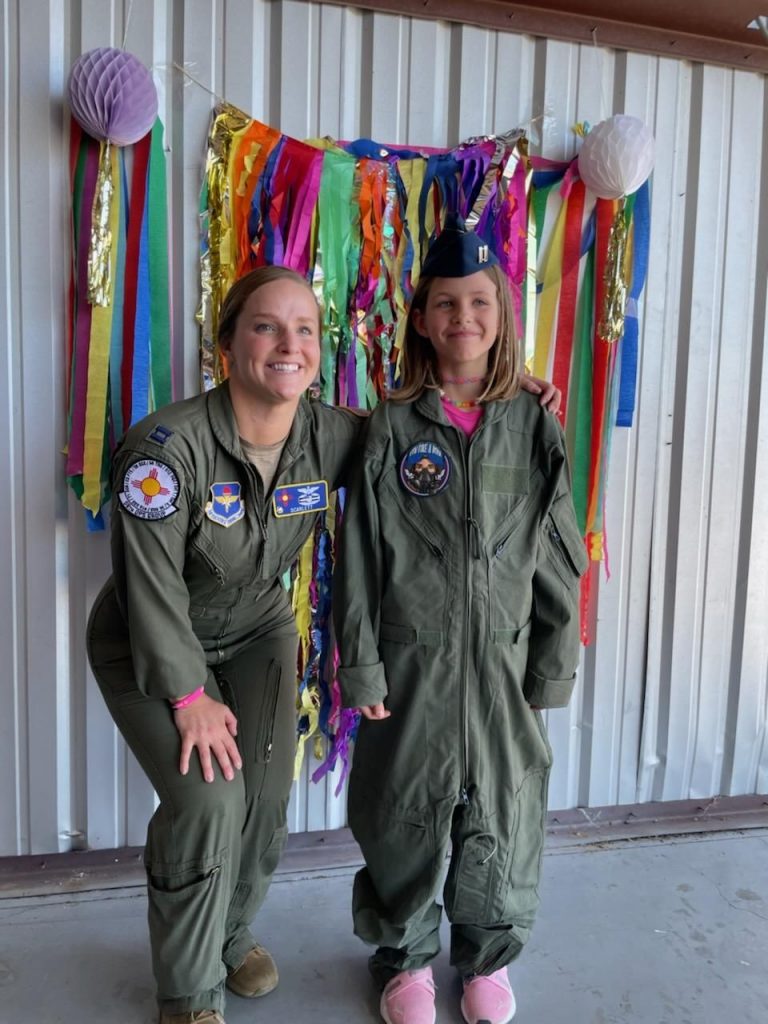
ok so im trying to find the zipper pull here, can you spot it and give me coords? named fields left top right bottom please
left=468, top=517, right=481, bottom=559
left=460, top=787, right=470, bottom=806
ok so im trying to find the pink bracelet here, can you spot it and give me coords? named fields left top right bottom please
left=171, top=686, right=205, bottom=710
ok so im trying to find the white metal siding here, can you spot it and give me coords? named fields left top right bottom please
left=1, top=0, right=766, bottom=855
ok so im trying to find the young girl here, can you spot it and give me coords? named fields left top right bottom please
left=334, top=217, right=588, bottom=1024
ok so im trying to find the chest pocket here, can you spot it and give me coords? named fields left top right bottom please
left=185, top=506, right=259, bottom=604
left=480, top=463, right=533, bottom=538
left=260, top=510, right=318, bottom=579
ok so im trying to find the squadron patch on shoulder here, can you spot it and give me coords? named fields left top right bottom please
left=119, top=460, right=180, bottom=520
left=272, top=480, right=329, bottom=518
left=205, top=482, right=245, bottom=527
left=399, top=441, right=451, bottom=497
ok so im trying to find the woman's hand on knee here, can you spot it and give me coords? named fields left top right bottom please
left=173, top=694, right=242, bottom=783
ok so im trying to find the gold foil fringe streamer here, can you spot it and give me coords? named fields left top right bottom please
left=599, top=197, right=628, bottom=343
left=196, top=103, right=252, bottom=387
left=87, top=141, right=114, bottom=307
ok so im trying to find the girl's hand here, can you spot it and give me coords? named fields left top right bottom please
left=359, top=702, right=391, bottom=721
left=173, top=693, right=242, bottom=783
left=520, top=374, right=562, bottom=414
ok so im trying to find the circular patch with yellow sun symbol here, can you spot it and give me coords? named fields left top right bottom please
left=119, top=459, right=180, bottom=520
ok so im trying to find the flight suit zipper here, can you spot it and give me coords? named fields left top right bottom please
left=250, top=441, right=302, bottom=579
left=458, top=431, right=481, bottom=806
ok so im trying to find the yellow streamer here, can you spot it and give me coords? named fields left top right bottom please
left=82, top=145, right=121, bottom=513
left=293, top=684, right=321, bottom=780
left=533, top=197, right=568, bottom=379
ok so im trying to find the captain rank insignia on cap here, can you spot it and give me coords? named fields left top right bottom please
left=420, top=212, right=500, bottom=278
left=272, top=480, right=329, bottom=517
left=205, top=482, right=245, bottom=527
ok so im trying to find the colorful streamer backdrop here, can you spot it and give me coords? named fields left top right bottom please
left=196, top=102, right=651, bottom=784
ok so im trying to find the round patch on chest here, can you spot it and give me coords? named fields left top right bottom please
left=399, top=441, right=451, bottom=497
left=119, top=459, right=180, bottom=520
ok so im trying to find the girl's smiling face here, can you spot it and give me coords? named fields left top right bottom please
left=412, top=271, right=500, bottom=378
left=223, top=278, right=321, bottom=406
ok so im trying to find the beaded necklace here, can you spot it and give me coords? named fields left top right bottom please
left=438, top=389, right=483, bottom=410
left=437, top=373, right=487, bottom=409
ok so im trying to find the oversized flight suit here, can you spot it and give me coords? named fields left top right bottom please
left=87, top=381, right=360, bottom=1015
left=334, top=388, right=588, bottom=984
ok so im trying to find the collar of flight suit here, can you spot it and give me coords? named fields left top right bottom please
left=205, top=379, right=313, bottom=467
left=413, top=385, right=516, bottom=428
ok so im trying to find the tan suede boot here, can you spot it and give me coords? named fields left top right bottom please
left=225, top=944, right=279, bottom=998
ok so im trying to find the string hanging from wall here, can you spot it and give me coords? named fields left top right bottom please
left=65, top=48, right=172, bottom=528
left=198, top=102, right=653, bottom=786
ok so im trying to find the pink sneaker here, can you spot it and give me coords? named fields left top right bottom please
left=380, top=967, right=436, bottom=1024
left=460, top=967, right=516, bottom=1024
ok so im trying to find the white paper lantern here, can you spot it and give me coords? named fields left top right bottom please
left=577, top=115, right=655, bottom=200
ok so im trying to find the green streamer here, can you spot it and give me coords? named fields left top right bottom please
left=148, top=118, right=172, bottom=408
left=569, top=247, right=594, bottom=536
left=317, top=151, right=356, bottom=402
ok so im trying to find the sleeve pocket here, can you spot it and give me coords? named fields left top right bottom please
left=547, top=498, right=589, bottom=581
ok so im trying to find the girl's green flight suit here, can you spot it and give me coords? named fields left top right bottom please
left=335, top=388, right=588, bottom=984
left=87, top=381, right=360, bottom=1016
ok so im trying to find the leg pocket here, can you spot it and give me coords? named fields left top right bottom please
left=148, top=857, right=228, bottom=998
left=260, top=823, right=288, bottom=879
left=497, top=769, right=549, bottom=924
left=446, top=832, right=499, bottom=925
left=255, top=660, right=281, bottom=764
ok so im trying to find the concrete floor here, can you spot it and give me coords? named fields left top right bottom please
left=0, top=829, right=766, bottom=1024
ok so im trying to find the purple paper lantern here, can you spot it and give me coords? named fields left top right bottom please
left=67, top=47, right=158, bottom=146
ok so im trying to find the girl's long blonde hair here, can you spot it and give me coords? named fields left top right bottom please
left=390, top=265, right=522, bottom=403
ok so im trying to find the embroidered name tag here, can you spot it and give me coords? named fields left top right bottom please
left=119, top=460, right=180, bottom=520
left=272, top=480, right=329, bottom=517
left=205, top=482, right=245, bottom=527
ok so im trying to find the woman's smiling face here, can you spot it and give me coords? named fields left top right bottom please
left=224, top=277, right=321, bottom=406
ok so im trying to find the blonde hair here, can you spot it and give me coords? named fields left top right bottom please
left=217, top=266, right=321, bottom=350
left=391, top=265, right=521, bottom=403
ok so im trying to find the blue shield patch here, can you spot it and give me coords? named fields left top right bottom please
left=272, top=480, right=329, bottom=518
left=205, top=481, right=245, bottom=527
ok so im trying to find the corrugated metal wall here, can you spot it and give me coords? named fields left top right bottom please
left=1, top=0, right=766, bottom=856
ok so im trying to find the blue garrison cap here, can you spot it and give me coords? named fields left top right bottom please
left=421, top=213, right=499, bottom=278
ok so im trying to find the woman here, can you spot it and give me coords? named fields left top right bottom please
left=87, top=265, right=559, bottom=1024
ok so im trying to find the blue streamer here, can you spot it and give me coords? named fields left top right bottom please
left=131, top=183, right=152, bottom=425
left=617, top=181, right=651, bottom=427
left=343, top=138, right=425, bottom=161
left=85, top=508, right=105, bottom=531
